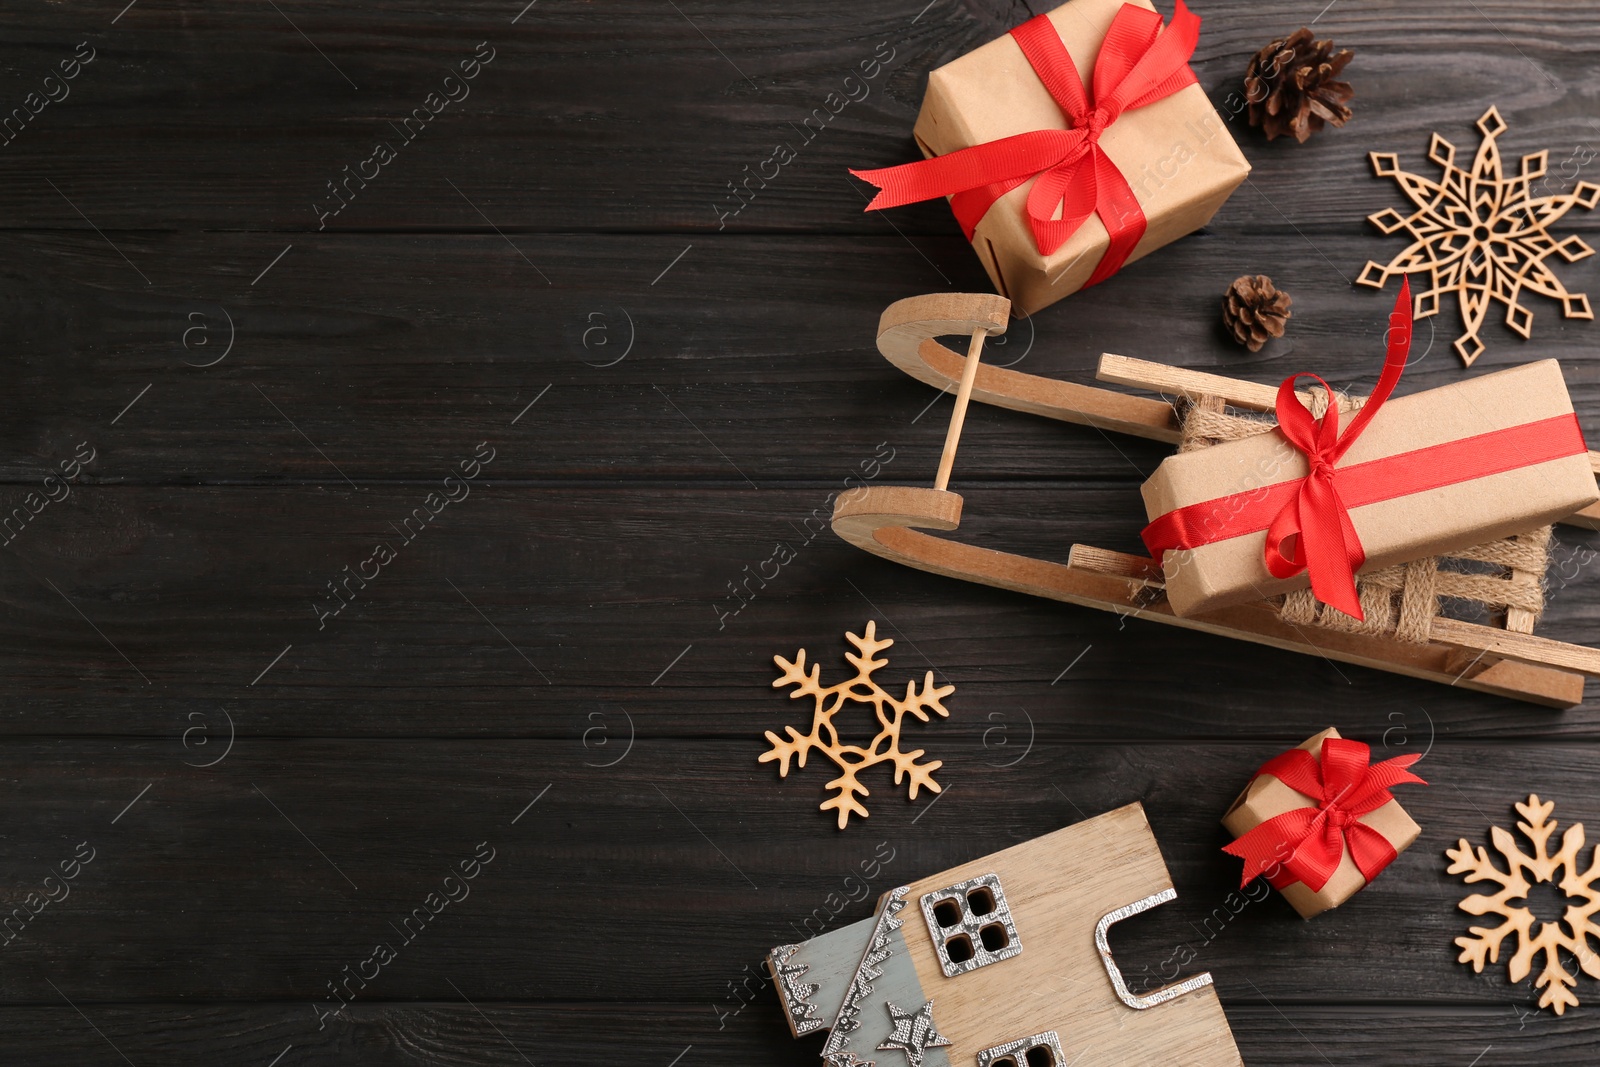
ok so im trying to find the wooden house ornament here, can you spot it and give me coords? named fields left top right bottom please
left=768, top=802, right=1240, bottom=1066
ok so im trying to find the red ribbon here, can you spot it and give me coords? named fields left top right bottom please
left=1258, top=279, right=1413, bottom=618
left=849, top=2, right=1200, bottom=286
left=1142, top=277, right=1590, bottom=620
left=1223, top=737, right=1426, bottom=893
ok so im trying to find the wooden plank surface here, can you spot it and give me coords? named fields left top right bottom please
left=0, top=1003, right=1589, bottom=1065
left=7, top=0, right=1600, bottom=1064
left=0, top=2, right=1598, bottom=233
left=2, top=738, right=1598, bottom=1002
left=7, top=230, right=1600, bottom=484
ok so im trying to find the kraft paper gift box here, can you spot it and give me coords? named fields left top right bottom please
left=1141, top=358, right=1599, bottom=618
left=908, top=0, right=1250, bottom=314
left=1221, top=728, right=1422, bottom=919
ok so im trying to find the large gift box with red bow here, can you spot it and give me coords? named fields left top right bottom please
left=1221, top=728, right=1426, bottom=919
left=1141, top=283, right=1598, bottom=618
left=852, top=0, right=1249, bottom=313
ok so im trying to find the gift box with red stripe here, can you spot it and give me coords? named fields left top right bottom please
left=1222, top=728, right=1426, bottom=919
left=1141, top=282, right=1598, bottom=618
left=851, top=0, right=1249, bottom=313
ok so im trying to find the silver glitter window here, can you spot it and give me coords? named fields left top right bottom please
left=918, top=871, right=1022, bottom=977
left=977, top=1030, right=1066, bottom=1067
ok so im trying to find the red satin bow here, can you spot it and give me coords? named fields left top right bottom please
left=1140, top=275, right=1591, bottom=615
left=1223, top=737, right=1426, bottom=893
left=1262, top=278, right=1413, bottom=620
left=849, top=2, right=1200, bottom=285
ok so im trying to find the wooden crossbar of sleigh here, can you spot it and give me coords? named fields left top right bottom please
left=832, top=293, right=1600, bottom=708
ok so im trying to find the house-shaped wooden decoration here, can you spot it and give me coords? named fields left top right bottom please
left=768, top=803, right=1240, bottom=1066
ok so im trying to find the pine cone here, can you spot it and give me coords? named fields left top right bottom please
left=1222, top=275, right=1292, bottom=352
left=1244, top=28, right=1354, bottom=143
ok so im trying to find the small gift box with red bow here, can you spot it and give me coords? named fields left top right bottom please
left=1221, top=728, right=1426, bottom=919
left=851, top=0, right=1249, bottom=314
left=1142, top=281, right=1599, bottom=618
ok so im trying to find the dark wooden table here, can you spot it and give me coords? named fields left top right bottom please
left=5, top=1, right=1600, bottom=1063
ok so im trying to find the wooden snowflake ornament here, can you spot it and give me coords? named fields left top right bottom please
left=760, top=621, right=953, bottom=828
left=1358, top=106, right=1600, bottom=365
left=1447, top=794, right=1600, bottom=1014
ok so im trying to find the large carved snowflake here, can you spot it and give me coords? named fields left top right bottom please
left=1446, top=794, right=1600, bottom=1014
left=760, top=621, right=952, bottom=829
left=1358, top=106, right=1599, bottom=365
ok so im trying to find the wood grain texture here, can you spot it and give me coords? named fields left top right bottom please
left=7, top=0, right=1600, bottom=1064
left=8, top=229, right=1600, bottom=486
left=893, top=804, right=1239, bottom=1067
left=2, top=484, right=1599, bottom=737
left=0, top=2, right=1597, bottom=235
left=0, top=1002, right=1590, bottom=1066
left=0, top=737, right=1598, bottom=1003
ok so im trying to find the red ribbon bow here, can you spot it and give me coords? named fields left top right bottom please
left=1261, top=278, right=1413, bottom=620
left=1139, top=279, right=1419, bottom=620
left=849, top=2, right=1201, bottom=287
left=1223, top=737, right=1426, bottom=893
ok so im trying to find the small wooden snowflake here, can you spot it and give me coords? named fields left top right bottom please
left=1446, top=794, right=1600, bottom=1014
left=760, top=621, right=952, bottom=829
left=1358, top=106, right=1600, bottom=365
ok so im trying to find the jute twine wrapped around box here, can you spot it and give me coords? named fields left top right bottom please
left=1176, top=394, right=1550, bottom=644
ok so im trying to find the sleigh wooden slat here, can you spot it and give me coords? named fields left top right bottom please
left=836, top=292, right=1600, bottom=708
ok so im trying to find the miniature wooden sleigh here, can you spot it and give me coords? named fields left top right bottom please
left=832, top=293, right=1600, bottom=708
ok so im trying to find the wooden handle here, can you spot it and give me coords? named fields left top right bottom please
left=874, top=293, right=1180, bottom=442
left=933, top=328, right=986, bottom=492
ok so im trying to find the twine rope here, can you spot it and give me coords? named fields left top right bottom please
left=1175, top=395, right=1550, bottom=644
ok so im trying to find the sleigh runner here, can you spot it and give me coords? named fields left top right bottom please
left=832, top=293, right=1600, bottom=708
